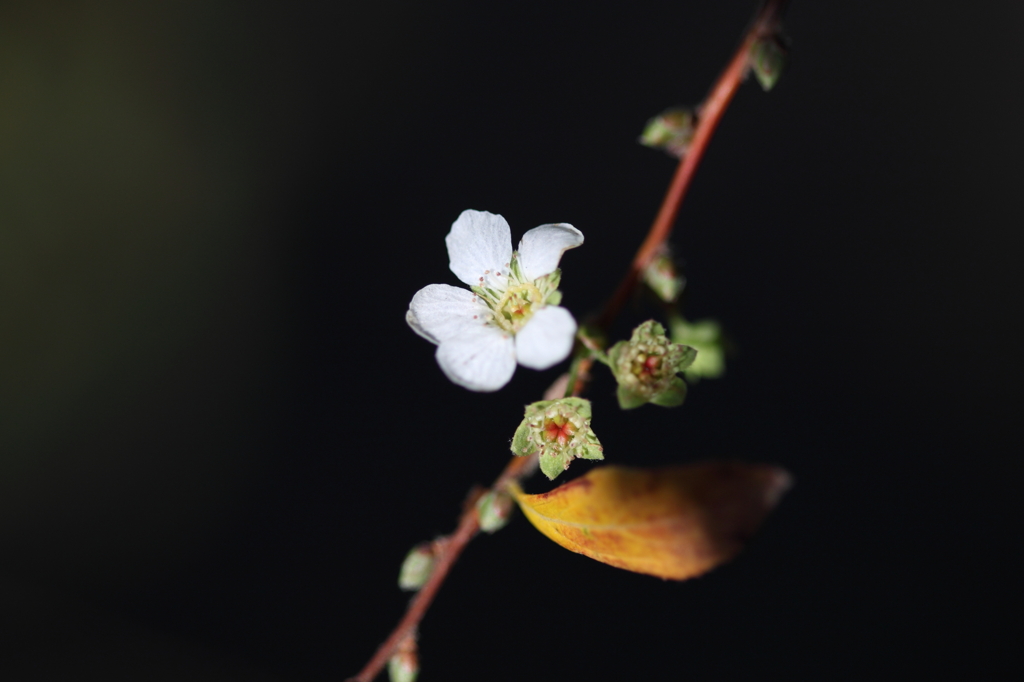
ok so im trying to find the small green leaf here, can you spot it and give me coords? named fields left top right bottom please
left=642, top=248, right=685, bottom=303
left=639, top=107, right=695, bottom=158
left=751, top=36, right=788, bottom=92
left=398, top=543, right=435, bottom=592
left=511, top=398, right=604, bottom=480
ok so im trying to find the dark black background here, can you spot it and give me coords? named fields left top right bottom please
left=1, top=1, right=1021, bottom=679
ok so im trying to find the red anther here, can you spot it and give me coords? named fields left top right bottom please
left=543, top=418, right=577, bottom=446
left=640, top=355, right=661, bottom=376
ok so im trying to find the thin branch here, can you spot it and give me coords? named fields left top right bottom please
left=348, top=454, right=536, bottom=682
left=349, top=2, right=786, bottom=679
left=348, top=504, right=478, bottom=682
left=596, top=0, right=786, bottom=331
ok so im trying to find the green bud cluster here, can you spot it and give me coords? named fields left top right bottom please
left=511, top=398, right=604, bottom=481
left=608, top=320, right=697, bottom=409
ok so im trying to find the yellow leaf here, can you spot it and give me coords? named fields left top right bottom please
left=510, top=462, right=790, bottom=580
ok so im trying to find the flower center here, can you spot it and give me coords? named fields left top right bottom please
left=631, top=353, right=664, bottom=383
left=542, top=415, right=577, bottom=446
left=493, top=282, right=543, bottom=333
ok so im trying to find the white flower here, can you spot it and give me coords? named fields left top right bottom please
left=406, top=209, right=584, bottom=392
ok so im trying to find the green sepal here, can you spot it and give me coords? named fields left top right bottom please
left=546, top=290, right=563, bottom=306
left=616, top=383, right=649, bottom=410
left=539, top=450, right=569, bottom=481
left=751, top=36, right=787, bottom=92
left=610, top=336, right=647, bottom=410
left=649, top=376, right=687, bottom=407
left=675, top=344, right=698, bottom=373
left=576, top=442, right=604, bottom=460
left=542, top=268, right=562, bottom=291
left=606, top=338, right=625, bottom=366
left=511, top=397, right=604, bottom=480
left=511, top=416, right=534, bottom=457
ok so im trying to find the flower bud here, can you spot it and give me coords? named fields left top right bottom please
left=608, top=320, right=697, bottom=409
left=476, top=490, right=515, bottom=533
left=639, top=107, right=695, bottom=158
left=397, top=543, right=435, bottom=592
left=511, top=398, right=604, bottom=481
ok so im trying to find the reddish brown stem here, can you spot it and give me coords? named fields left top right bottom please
left=348, top=505, right=477, bottom=682
left=348, top=455, right=536, bottom=682
left=597, top=0, right=786, bottom=331
left=350, top=2, right=786, bottom=679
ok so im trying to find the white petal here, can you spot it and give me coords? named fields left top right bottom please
left=517, top=223, right=583, bottom=281
left=514, top=305, right=577, bottom=370
left=445, top=210, right=513, bottom=289
left=406, top=308, right=435, bottom=343
left=408, top=284, right=490, bottom=345
left=436, top=323, right=517, bottom=392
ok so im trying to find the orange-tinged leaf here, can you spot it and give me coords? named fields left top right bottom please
left=510, top=462, right=790, bottom=580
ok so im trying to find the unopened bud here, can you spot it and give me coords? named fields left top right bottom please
left=398, top=543, right=435, bottom=592
left=476, top=490, right=515, bottom=533
left=608, top=320, right=697, bottom=409
left=511, top=398, right=604, bottom=481
left=639, top=107, right=695, bottom=159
